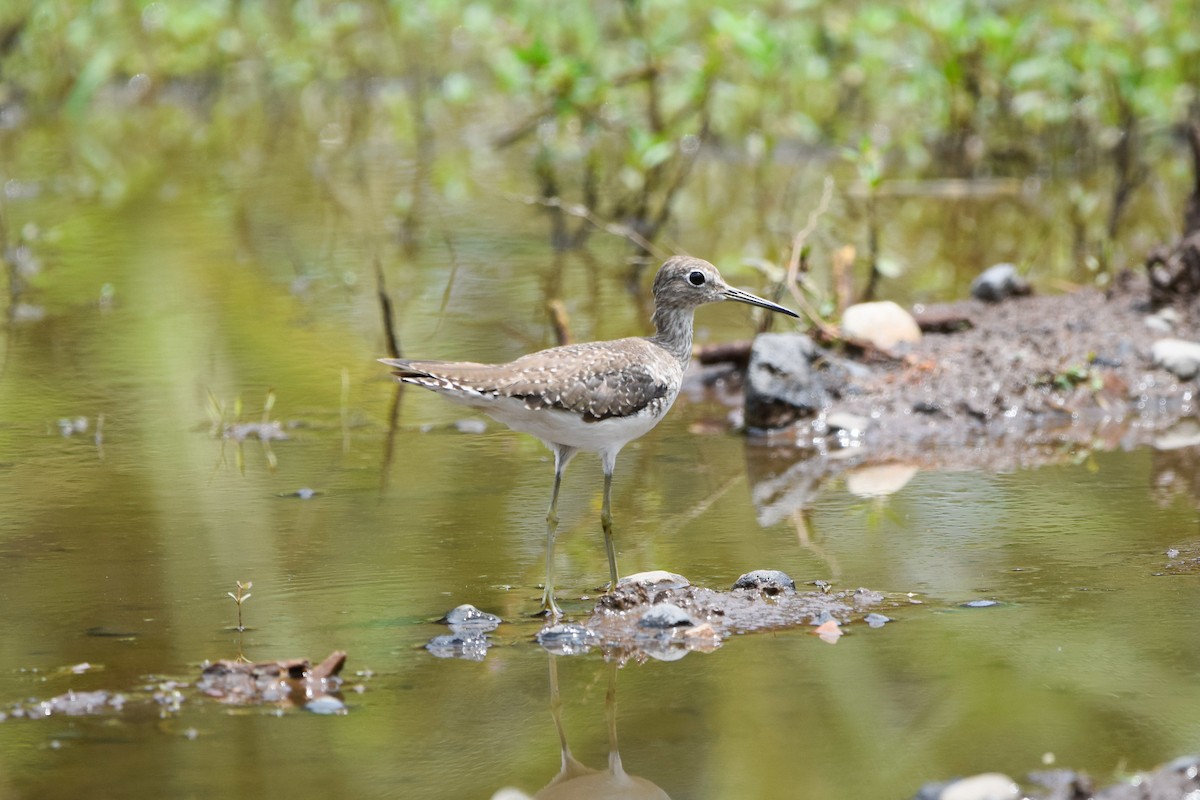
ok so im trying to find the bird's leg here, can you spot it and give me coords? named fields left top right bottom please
left=601, top=468, right=619, bottom=592
left=541, top=447, right=573, bottom=617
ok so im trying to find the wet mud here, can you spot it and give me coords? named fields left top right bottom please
left=724, top=275, right=1196, bottom=449
left=0, top=651, right=355, bottom=722
left=690, top=273, right=1200, bottom=511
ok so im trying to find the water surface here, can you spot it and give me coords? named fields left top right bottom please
left=1, top=126, right=1199, bottom=799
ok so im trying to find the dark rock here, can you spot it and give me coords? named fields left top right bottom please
left=1146, top=230, right=1200, bottom=307
left=970, top=263, right=1031, bottom=302
left=732, top=570, right=797, bottom=595
left=744, top=333, right=864, bottom=430
left=914, top=308, right=975, bottom=333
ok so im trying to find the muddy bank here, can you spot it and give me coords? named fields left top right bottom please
left=690, top=273, right=1199, bottom=477
left=0, top=651, right=356, bottom=722
left=425, top=571, right=916, bottom=663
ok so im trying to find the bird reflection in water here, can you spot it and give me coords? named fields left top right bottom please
left=491, top=657, right=670, bottom=800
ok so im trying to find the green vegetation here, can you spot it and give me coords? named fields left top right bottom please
left=2, top=1, right=1198, bottom=295
left=227, top=579, right=252, bottom=633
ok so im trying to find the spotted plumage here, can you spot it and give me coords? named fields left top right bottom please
left=381, top=255, right=798, bottom=616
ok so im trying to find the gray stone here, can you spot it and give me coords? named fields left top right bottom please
left=732, top=570, right=797, bottom=595
left=442, top=604, right=502, bottom=632
left=841, top=301, right=922, bottom=348
left=744, top=333, right=862, bottom=430
left=1151, top=338, right=1200, bottom=380
left=970, top=263, right=1031, bottom=302
left=617, top=570, right=691, bottom=590
left=865, top=613, right=892, bottom=628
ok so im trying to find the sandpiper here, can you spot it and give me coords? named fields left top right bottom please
left=381, top=255, right=798, bottom=616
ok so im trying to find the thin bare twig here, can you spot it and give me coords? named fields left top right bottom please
left=780, top=177, right=840, bottom=339
left=507, top=192, right=667, bottom=260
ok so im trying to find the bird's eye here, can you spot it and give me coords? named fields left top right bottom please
left=687, top=270, right=706, bottom=287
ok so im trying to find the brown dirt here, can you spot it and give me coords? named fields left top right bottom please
left=694, top=272, right=1200, bottom=475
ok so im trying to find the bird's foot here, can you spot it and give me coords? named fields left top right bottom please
left=533, top=590, right=564, bottom=619
left=530, top=605, right=564, bottom=620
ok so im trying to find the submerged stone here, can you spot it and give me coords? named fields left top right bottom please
left=305, top=695, right=347, bottom=715
left=536, top=624, right=600, bottom=656
left=961, top=600, right=1001, bottom=609
left=27, top=690, right=124, bottom=718
left=425, top=633, right=490, bottom=661
left=637, top=603, right=694, bottom=629
left=865, top=613, right=892, bottom=628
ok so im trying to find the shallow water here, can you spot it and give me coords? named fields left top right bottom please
left=1, top=125, right=1199, bottom=799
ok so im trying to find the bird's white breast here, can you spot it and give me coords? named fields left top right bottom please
left=464, top=392, right=676, bottom=455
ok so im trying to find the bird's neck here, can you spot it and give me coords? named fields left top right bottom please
left=648, top=305, right=695, bottom=367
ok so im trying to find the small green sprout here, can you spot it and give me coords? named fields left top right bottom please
left=227, top=580, right=253, bottom=632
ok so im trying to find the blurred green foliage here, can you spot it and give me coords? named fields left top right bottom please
left=1, top=0, right=1198, bottom=272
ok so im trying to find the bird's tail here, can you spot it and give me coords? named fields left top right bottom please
left=377, top=358, right=500, bottom=398
left=377, top=357, right=431, bottom=379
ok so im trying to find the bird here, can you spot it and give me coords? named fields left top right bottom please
left=381, top=255, right=798, bottom=616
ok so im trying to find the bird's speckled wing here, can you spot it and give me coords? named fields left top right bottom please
left=384, top=338, right=679, bottom=422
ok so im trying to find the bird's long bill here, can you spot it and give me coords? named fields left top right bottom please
left=722, top=286, right=800, bottom=318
